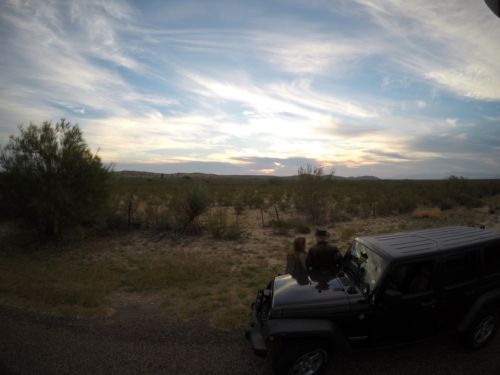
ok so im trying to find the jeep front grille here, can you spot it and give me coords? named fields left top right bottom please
left=256, top=289, right=272, bottom=323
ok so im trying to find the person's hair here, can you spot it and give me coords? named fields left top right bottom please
left=293, top=236, right=306, bottom=253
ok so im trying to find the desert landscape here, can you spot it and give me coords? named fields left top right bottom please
left=2, top=173, right=500, bottom=329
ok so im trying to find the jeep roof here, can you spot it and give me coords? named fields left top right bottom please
left=356, top=226, right=500, bottom=260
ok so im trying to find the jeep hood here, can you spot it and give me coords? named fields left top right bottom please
left=270, top=274, right=352, bottom=318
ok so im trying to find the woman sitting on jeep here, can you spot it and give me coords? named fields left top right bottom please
left=286, top=237, right=308, bottom=283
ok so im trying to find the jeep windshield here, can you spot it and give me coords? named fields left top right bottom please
left=344, top=240, right=387, bottom=293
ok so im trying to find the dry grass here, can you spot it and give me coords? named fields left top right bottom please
left=412, top=207, right=443, bottom=219
left=0, top=248, right=277, bottom=328
left=0, top=217, right=285, bottom=328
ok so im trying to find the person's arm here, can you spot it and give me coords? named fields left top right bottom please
left=335, top=247, right=342, bottom=263
left=285, top=253, right=293, bottom=274
left=305, top=249, right=314, bottom=269
left=298, top=252, right=307, bottom=270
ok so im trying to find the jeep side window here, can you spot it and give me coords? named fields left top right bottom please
left=387, top=264, right=409, bottom=292
left=483, top=243, right=500, bottom=276
left=443, top=251, right=477, bottom=287
left=387, top=261, right=433, bottom=295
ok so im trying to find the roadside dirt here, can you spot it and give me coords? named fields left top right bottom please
left=1, top=304, right=500, bottom=375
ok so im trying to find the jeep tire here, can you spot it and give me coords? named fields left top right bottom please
left=461, top=310, right=500, bottom=349
left=272, top=339, right=330, bottom=375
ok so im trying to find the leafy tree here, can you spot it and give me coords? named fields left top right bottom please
left=0, top=119, right=111, bottom=238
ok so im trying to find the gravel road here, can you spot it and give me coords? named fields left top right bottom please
left=1, top=305, right=499, bottom=375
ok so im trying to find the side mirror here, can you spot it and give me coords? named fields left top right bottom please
left=383, top=289, right=403, bottom=304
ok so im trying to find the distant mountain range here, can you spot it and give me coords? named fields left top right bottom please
left=113, top=170, right=381, bottom=180
left=112, top=170, right=500, bottom=180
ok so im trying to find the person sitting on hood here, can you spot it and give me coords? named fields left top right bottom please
left=306, top=228, right=341, bottom=273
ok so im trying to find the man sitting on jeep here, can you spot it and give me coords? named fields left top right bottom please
left=306, top=229, right=341, bottom=279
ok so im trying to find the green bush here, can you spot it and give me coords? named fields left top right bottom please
left=294, top=222, right=311, bottom=234
left=269, top=219, right=289, bottom=235
left=0, top=119, right=110, bottom=238
left=224, top=222, right=244, bottom=240
left=207, top=208, right=228, bottom=239
left=206, top=207, right=243, bottom=240
left=180, top=182, right=211, bottom=234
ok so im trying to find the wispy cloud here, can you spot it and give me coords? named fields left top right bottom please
left=0, top=0, right=499, bottom=178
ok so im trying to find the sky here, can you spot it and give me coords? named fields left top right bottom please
left=1, top=0, right=500, bottom=179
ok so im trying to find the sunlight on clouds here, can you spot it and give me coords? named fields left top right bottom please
left=251, top=168, right=275, bottom=174
left=84, top=115, right=226, bottom=162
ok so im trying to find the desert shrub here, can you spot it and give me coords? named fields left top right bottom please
left=339, top=227, right=357, bottom=242
left=277, top=192, right=292, bottom=212
left=215, top=192, right=234, bottom=207
left=233, top=194, right=246, bottom=224
left=269, top=219, right=290, bottom=235
left=179, top=182, right=211, bottom=234
left=245, top=189, right=265, bottom=209
left=359, top=193, right=375, bottom=218
left=0, top=119, right=110, bottom=238
left=207, top=208, right=228, bottom=239
left=142, top=196, right=171, bottom=230
left=224, top=222, right=244, bottom=240
left=439, top=197, right=456, bottom=210
left=343, top=198, right=360, bottom=217
left=206, top=207, right=243, bottom=240
left=0, top=172, right=6, bottom=222
left=105, top=194, right=129, bottom=229
left=294, top=221, right=311, bottom=234
left=268, top=218, right=310, bottom=235
left=329, top=207, right=352, bottom=223
left=294, top=165, right=333, bottom=224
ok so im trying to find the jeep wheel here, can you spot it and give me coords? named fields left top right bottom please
left=463, top=311, right=499, bottom=349
left=272, top=339, right=330, bottom=375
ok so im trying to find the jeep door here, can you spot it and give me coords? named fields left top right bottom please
left=480, top=241, right=500, bottom=294
left=437, top=250, right=480, bottom=330
left=377, top=258, right=439, bottom=342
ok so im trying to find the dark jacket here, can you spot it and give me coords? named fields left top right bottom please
left=306, top=240, right=341, bottom=272
left=285, top=252, right=309, bottom=285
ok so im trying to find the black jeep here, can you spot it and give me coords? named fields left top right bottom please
left=245, top=226, right=500, bottom=375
